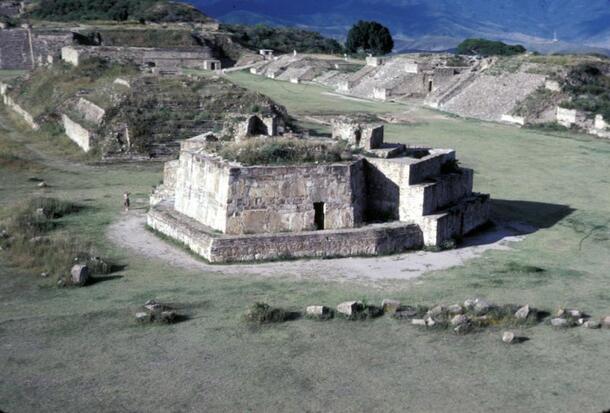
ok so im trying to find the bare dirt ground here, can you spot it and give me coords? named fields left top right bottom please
left=107, top=210, right=533, bottom=282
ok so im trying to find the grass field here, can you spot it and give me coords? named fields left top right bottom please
left=1, top=71, right=610, bottom=412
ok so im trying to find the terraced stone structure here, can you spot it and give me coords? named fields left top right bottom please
left=149, top=124, right=490, bottom=263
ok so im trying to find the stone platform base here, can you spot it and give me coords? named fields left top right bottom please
left=147, top=203, right=425, bottom=263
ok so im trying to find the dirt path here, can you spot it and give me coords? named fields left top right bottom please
left=107, top=211, right=532, bottom=283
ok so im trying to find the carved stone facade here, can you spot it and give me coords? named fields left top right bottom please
left=149, top=124, right=491, bottom=262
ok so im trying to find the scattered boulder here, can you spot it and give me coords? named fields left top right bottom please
left=551, top=318, right=569, bottom=328
left=515, top=305, right=530, bottom=320
left=411, top=319, right=426, bottom=326
left=464, top=298, right=476, bottom=310
left=135, top=312, right=150, bottom=323
left=424, top=317, right=437, bottom=327
left=473, top=298, right=493, bottom=315
left=393, top=306, right=419, bottom=319
left=601, top=316, right=610, bottom=328
left=557, top=308, right=582, bottom=318
left=502, top=331, right=516, bottom=344
left=306, top=305, right=330, bottom=317
left=70, top=264, right=90, bottom=286
left=145, top=300, right=163, bottom=312
left=453, top=323, right=471, bottom=335
left=57, top=279, right=65, bottom=287
left=426, top=305, right=446, bottom=318
left=37, top=181, right=48, bottom=188
left=583, top=320, right=601, bottom=329
left=160, top=311, right=177, bottom=324
left=450, top=314, right=469, bottom=327
left=381, top=299, right=401, bottom=314
left=448, top=304, right=463, bottom=315
left=336, top=301, right=363, bottom=316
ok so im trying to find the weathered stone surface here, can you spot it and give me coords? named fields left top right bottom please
left=411, top=318, right=426, bottom=326
left=382, top=299, right=401, bottom=314
left=502, top=331, right=515, bottom=344
left=450, top=314, right=469, bottom=326
left=448, top=304, right=463, bottom=315
left=337, top=301, right=362, bottom=316
left=306, top=305, right=329, bottom=317
left=70, top=264, right=90, bottom=286
left=583, top=320, right=601, bottom=329
left=551, top=318, right=569, bottom=328
left=473, top=298, right=493, bottom=315
left=427, top=305, right=446, bottom=318
left=135, top=312, right=150, bottom=323
left=515, top=305, right=530, bottom=320
left=601, top=316, right=610, bottom=328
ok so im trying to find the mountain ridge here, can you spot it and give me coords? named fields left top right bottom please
left=188, top=0, right=610, bottom=53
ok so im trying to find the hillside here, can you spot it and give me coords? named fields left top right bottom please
left=192, top=0, right=610, bottom=54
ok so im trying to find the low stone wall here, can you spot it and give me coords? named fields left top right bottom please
left=148, top=204, right=424, bottom=263
left=3, top=95, right=39, bottom=129
left=62, top=114, right=93, bottom=152
left=501, top=114, right=525, bottom=126
left=556, top=107, right=586, bottom=128
left=75, top=98, right=105, bottom=125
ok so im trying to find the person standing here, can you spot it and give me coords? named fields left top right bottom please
left=123, top=192, right=130, bottom=212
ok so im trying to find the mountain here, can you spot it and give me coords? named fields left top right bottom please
left=186, top=0, right=610, bottom=53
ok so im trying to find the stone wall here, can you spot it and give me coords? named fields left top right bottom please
left=3, top=94, right=39, bottom=129
left=62, top=114, right=93, bottom=152
left=331, top=119, right=384, bottom=150
left=0, top=29, right=32, bottom=69
left=174, top=150, right=233, bottom=233
left=62, top=45, right=215, bottom=69
left=501, top=114, right=525, bottom=125
left=225, top=160, right=365, bottom=234
left=556, top=107, right=586, bottom=128
left=75, top=97, right=105, bottom=125
left=148, top=203, right=424, bottom=263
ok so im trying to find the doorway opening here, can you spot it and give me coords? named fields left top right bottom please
left=314, top=202, right=325, bottom=230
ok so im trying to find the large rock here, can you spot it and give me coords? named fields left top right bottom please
left=70, top=264, right=90, bottom=286
left=502, top=331, right=515, bottom=344
left=450, top=314, right=469, bottom=327
left=448, top=304, right=463, bottom=315
left=306, top=305, right=330, bottom=317
left=381, top=299, right=401, bottom=314
left=426, top=305, right=446, bottom=318
left=336, top=301, right=363, bottom=316
left=551, top=318, right=569, bottom=328
left=515, top=305, right=530, bottom=320
left=473, top=298, right=493, bottom=315
left=601, top=316, right=610, bottom=328
left=583, top=320, right=601, bottom=329
left=411, top=319, right=426, bottom=326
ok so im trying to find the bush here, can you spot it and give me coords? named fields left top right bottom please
left=561, top=63, right=610, bottom=119
left=456, top=38, right=526, bottom=57
left=214, top=138, right=350, bottom=166
left=29, top=0, right=209, bottom=22
left=346, top=20, right=394, bottom=56
left=244, top=303, right=298, bottom=324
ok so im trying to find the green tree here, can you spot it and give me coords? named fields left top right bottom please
left=345, top=20, right=394, bottom=56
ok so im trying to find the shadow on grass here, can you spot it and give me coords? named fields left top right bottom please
left=462, top=199, right=575, bottom=248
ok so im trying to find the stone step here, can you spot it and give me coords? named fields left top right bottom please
left=401, top=169, right=474, bottom=220
left=414, top=193, right=491, bottom=246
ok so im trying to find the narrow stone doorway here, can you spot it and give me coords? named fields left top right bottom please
left=314, top=202, right=325, bottom=230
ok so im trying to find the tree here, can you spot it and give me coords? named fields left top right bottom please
left=346, top=20, right=394, bottom=56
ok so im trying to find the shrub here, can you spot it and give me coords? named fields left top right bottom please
left=214, top=138, right=350, bottom=166
left=244, top=303, right=298, bottom=324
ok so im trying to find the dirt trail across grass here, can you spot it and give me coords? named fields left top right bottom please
left=107, top=211, right=532, bottom=282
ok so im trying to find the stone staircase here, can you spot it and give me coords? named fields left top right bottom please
left=0, top=29, right=33, bottom=69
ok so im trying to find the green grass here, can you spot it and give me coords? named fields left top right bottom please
left=1, top=75, right=610, bottom=412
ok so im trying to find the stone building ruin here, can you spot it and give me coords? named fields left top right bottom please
left=148, top=121, right=490, bottom=263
